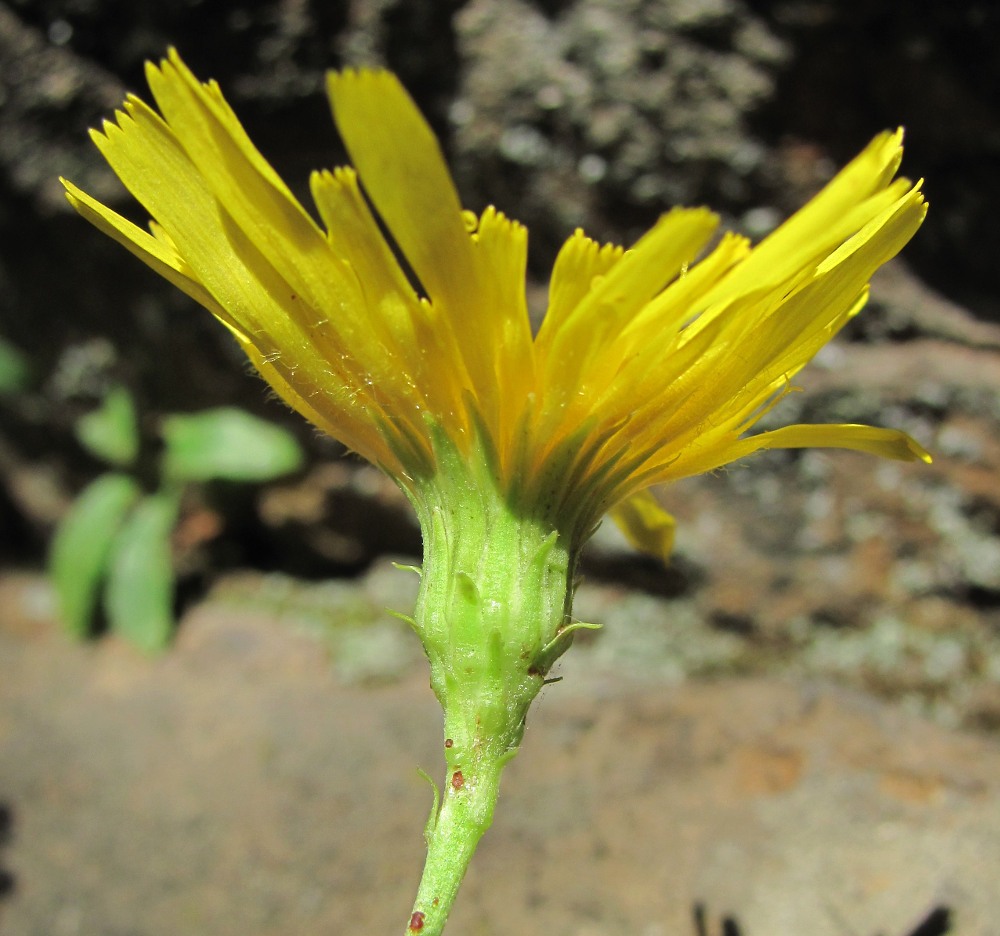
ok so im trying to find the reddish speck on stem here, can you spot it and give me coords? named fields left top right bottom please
left=409, top=910, right=425, bottom=930
left=444, top=738, right=453, bottom=748
left=451, top=770, right=465, bottom=790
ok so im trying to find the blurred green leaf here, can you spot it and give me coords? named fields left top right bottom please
left=104, top=490, right=181, bottom=653
left=75, top=385, right=140, bottom=466
left=0, top=337, right=31, bottom=394
left=161, top=407, right=304, bottom=484
left=48, top=472, right=142, bottom=639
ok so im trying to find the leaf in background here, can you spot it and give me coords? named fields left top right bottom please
left=161, top=407, right=304, bottom=483
left=104, top=489, right=181, bottom=653
left=48, top=472, right=142, bottom=638
left=75, top=384, right=140, bottom=466
left=0, top=337, right=31, bottom=394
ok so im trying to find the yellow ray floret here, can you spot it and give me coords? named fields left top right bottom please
left=62, top=49, right=930, bottom=554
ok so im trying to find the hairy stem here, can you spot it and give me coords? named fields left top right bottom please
left=404, top=733, right=509, bottom=935
left=398, top=431, right=589, bottom=934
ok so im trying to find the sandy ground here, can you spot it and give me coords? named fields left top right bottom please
left=1, top=571, right=999, bottom=936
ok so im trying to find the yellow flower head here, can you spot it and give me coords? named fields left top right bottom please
left=62, top=50, right=929, bottom=554
left=62, top=53, right=935, bottom=931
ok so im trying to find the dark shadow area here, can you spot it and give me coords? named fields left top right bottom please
left=581, top=549, right=703, bottom=600
left=693, top=903, right=745, bottom=936
left=905, top=906, right=953, bottom=936
left=201, top=479, right=422, bottom=581
left=693, top=901, right=953, bottom=936
left=748, top=0, right=1000, bottom=321
left=383, top=0, right=467, bottom=143
left=0, top=802, right=15, bottom=901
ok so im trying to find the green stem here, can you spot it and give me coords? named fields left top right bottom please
left=397, top=430, right=591, bottom=934
left=405, top=731, right=509, bottom=935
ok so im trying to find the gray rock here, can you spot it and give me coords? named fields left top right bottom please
left=452, top=0, right=787, bottom=254
left=3, top=583, right=997, bottom=935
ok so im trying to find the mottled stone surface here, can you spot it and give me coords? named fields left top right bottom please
left=1, top=578, right=998, bottom=935
left=450, top=0, right=787, bottom=256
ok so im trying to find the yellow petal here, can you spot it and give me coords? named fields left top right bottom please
left=542, top=228, right=624, bottom=337
left=590, top=232, right=754, bottom=422
left=66, top=51, right=932, bottom=525
left=583, top=207, right=718, bottom=320
left=618, top=231, right=751, bottom=341
left=86, top=98, right=286, bottom=344
left=664, top=423, right=931, bottom=483
left=745, top=423, right=932, bottom=462
left=310, top=165, right=417, bottom=304
left=61, top=178, right=230, bottom=326
left=326, top=69, right=476, bottom=312
left=536, top=208, right=719, bottom=438
left=144, top=53, right=362, bottom=339
left=327, top=70, right=532, bottom=442
left=309, top=165, right=450, bottom=411
left=608, top=490, right=676, bottom=562
left=538, top=207, right=717, bottom=355
left=816, top=182, right=927, bottom=276
left=80, top=102, right=402, bottom=465
left=649, top=185, right=926, bottom=456
left=473, top=206, right=536, bottom=440
left=475, top=207, right=531, bottom=353
left=707, top=130, right=910, bottom=301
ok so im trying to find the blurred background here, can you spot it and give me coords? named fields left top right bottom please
left=1, top=1, right=1000, bottom=935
